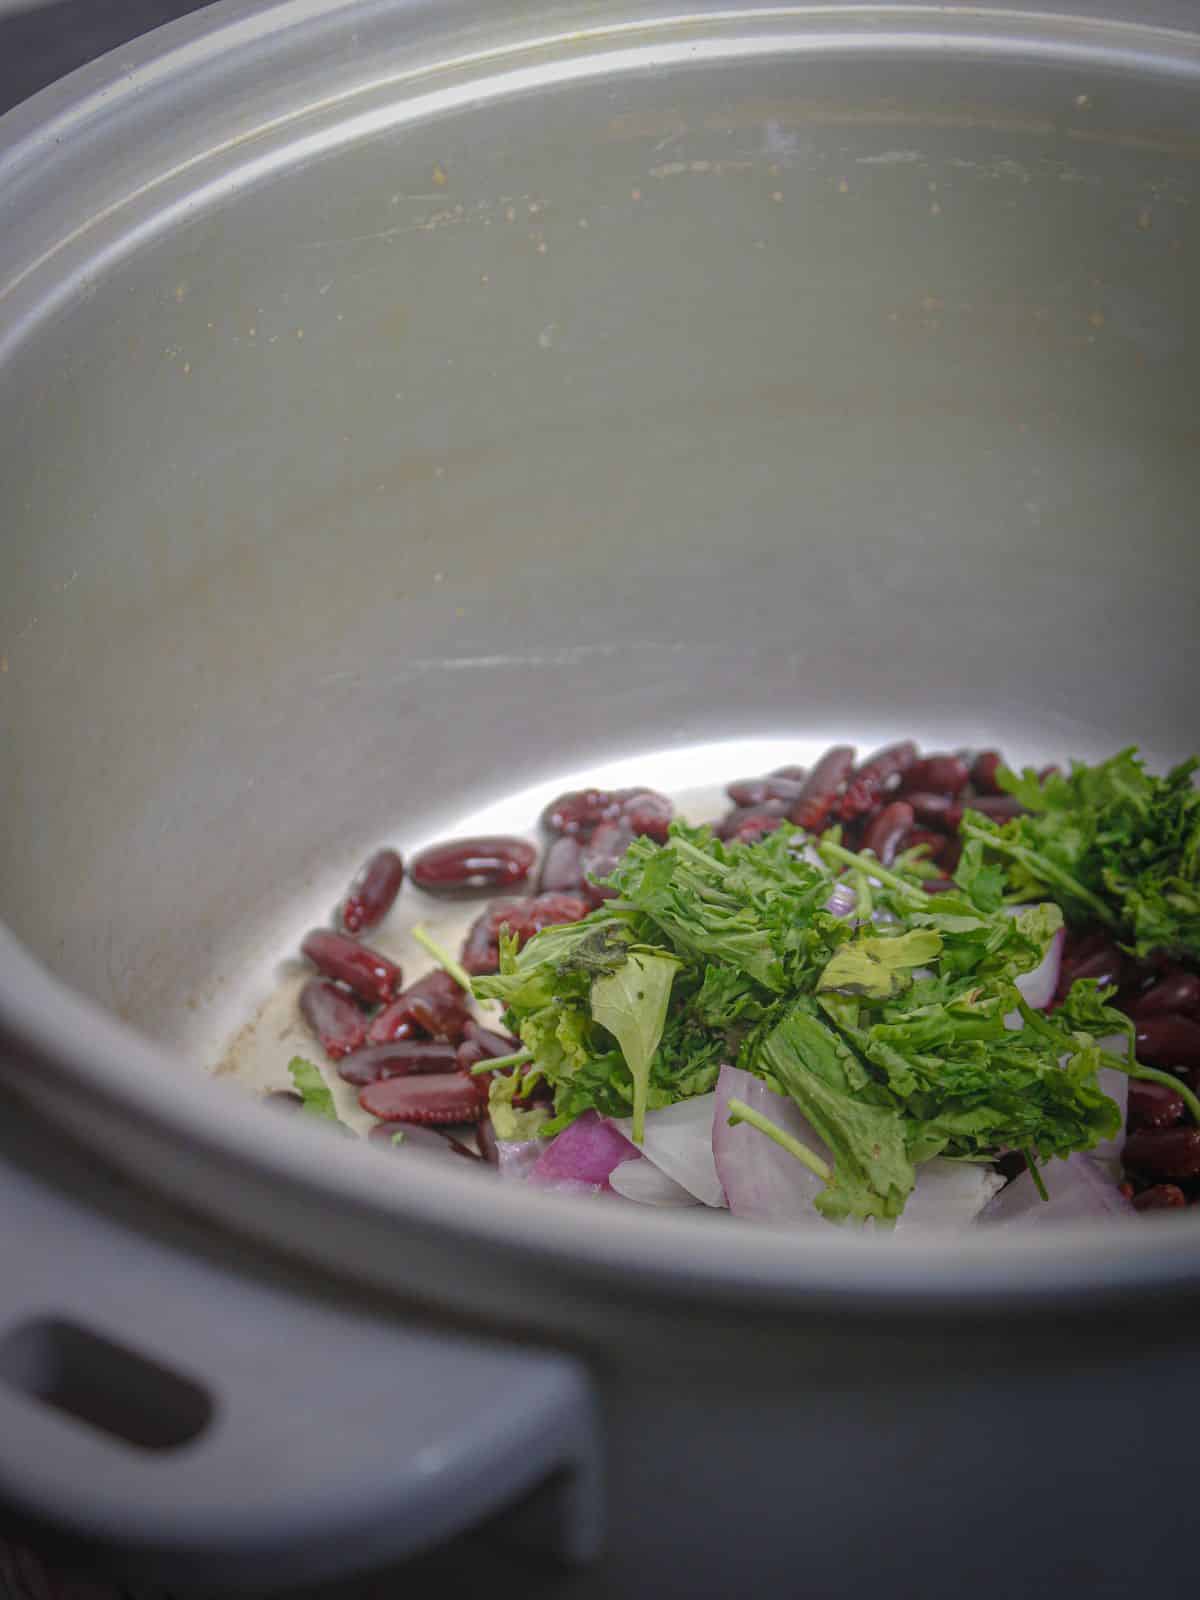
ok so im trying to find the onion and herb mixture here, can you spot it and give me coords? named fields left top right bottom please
left=268, top=744, right=1200, bottom=1228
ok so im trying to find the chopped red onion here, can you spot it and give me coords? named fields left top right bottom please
left=824, top=882, right=857, bottom=919
left=1001, top=908, right=1064, bottom=1023
left=528, top=1110, right=637, bottom=1189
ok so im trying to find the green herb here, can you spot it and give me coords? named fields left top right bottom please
left=468, top=1048, right=534, bottom=1076
left=391, top=1130, right=407, bottom=1147
left=960, top=747, right=1200, bottom=959
left=590, top=951, right=681, bottom=1143
left=287, top=1057, right=347, bottom=1129
left=472, top=820, right=1126, bottom=1220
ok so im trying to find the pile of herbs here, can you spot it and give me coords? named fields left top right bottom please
left=472, top=821, right=1176, bottom=1224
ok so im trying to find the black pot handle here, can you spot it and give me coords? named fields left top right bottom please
left=0, top=1142, right=602, bottom=1592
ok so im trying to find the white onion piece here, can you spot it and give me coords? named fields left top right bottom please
left=712, top=1064, right=831, bottom=1223
left=608, top=1156, right=701, bottom=1208
left=892, top=1160, right=1005, bottom=1231
left=494, top=1139, right=543, bottom=1181
left=981, top=1152, right=1133, bottom=1225
left=1002, top=908, right=1064, bottom=1025
left=1093, top=1061, right=1130, bottom=1172
left=611, top=1094, right=726, bottom=1208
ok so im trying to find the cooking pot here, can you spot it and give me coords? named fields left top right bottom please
left=2, top=2, right=1199, bottom=1593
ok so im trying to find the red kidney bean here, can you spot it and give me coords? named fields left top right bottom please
left=900, top=827, right=949, bottom=865
left=726, top=776, right=803, bottom=808
left=863, top=801, right=916, bottom=867
left=968, top=795, right=1024, bottom=823
left=970, top=751, right=1006, bottom=795
left=337, top=1039, right=458, bottom=1086
left=904, top=793, right=964, bottom=832
left=476, top=1115, right=500, bottom=1164
left=716, top=801, right=788, bottom=843
left=580, top=820, right=634, bottom=906
left=403, top=971, right=471, bottom=1043
left=463, top=1019, right=522, bottom=1056
left=1134, top=1015, right=1200, bottom=1072
left=264, top=1090, right=304, bottom=1110
left=538, top=835, right=587, bottom=895
left=922, top=876, right=959, bottom=894
left=621, top=789, right=674, bottom=842
left=938, top=836, right=963, bottom=874
left=1132, top=973, right=1200, bottom=1020
left=459, top=892, right=590, bottom=975
left=298, top=977, right=370, bottom=1059
left=1132, top=1183, right=1188, bottom=1211
left=839, top=742, right=918, bottom=822
left=366, top=1001, right=418, bottom=1046
left=410, top=836, right=537, bottom=895
left=341, top=848, right=405, bottom=935
left=1128, top=1080, right=1186, bottom=1131
left=456, top=1039, right=489, bottom=1074
left=1123, top=1127, right=1200, bottom=1180
left=360, top=1072, right=487, bottom=1125
left=900, top=755, right=970, bottom=799
left=367, top=1121, right=479, bottom=1159
left=301, top=930, right=402, bottom=1005
left=1066, top=942, right=1126, bottom=993
left=788, top=746, right=857, bottom=832
left=541, top=788, right=673, bottom=842
left=769, top=764, right=808, bottom=781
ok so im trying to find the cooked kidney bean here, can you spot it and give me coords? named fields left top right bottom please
left=716, top=802, right=788, bottom=843
left=1123, top=1127, right=1200, bottom=1180
left=541, top=787, right=673, bottom=842
left=1068, top=942, right=1126, bottom=992
left=538, top=835, right=587, bottom=895
left=788, top=746, right=857, bottom=832
left=904, top=793, right=964, bottom=832
left=337, top=1039, right=458, bottom=1086
left=264, top=1090, right=304, bottom=1110
left=301, top=930, right=401, bottom=1005
left=459, top=892, right=590, bottom=975
left=1134, top=1015, right=1200, bottom=1072
left=839, top=742, right=918, bottom=822
left=410, top=836, right=537, bottom=895
left=922, top=876, right=959, bottom=894
left=726, top=775, right=804, bottom=808
left=901, top=827, right=949, bottom=867
left=1132, top=973, right=1200, bottom=1020
left=580, top=820, right=634, bottom=906
left=367, top=1121, right=479, bottom=1159
left=770, top=764, right=808, bottom=781
left=298, top=977, right=369, bottom=1059
left=1128, top=1080, right=1186, bottom=1131
left=1132, top=1183, right=1188, bottom=1211
left=341, top=848, right=405, bottom=935
left=476, top=1115, right=499, bottom=1164
left=938, top=836, right=963, bottom=874
left=403, top=971, right=471, bottom=1043
left=463, top=1018, right=522, bottom=1057
left=360, top=1072, right=487, bottom=1125
left=970, top=751, right=1006, bottom=795
left=900, top=755, right=970, bottom=799
left=863, top=801, right=916, bottom=867
left=967, top=795, right=1024, bottom=823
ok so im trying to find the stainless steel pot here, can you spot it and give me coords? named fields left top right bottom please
left=2, top=3, right=1199, bottom=1593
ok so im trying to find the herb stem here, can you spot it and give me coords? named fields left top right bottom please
left=1103, top=1055, right=1200, bottom=1128
left=959, top=818, right=1116, bottom=926
left=726, top=1097, right=834, bottom=1182
left=818, top=840, right=931, bottom=903
left=1023, top=1150, right=1050, bottom=1202
left=468, top=1048, right=533, bottom=1076
left=411, top=924, right=474, bottom=993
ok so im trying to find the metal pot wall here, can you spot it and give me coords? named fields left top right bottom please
left=1, top=3, right=1198, bottom=1593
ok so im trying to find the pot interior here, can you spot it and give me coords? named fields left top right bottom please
left=0, top=5, right=1197, bottom=1166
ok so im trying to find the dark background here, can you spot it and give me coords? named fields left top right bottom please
left=0, top=0, right=217, bottom=115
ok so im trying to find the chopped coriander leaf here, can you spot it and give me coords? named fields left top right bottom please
left=287, top=1057, right=349, bottom=1130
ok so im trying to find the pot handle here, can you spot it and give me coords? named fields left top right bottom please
left=0, top=1144, right=602, bottom=1592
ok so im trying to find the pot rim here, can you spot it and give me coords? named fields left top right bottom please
left=2, top=0, right=1200, bottom=1314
